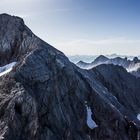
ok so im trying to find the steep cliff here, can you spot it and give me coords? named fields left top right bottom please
left=0, top=14, right=140, bottom=140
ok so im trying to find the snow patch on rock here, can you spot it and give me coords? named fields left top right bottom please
left=137, top=114, right=140, bottom=121
left=127, top=63, right=140, bottom=72
left=0, top=62, right=16, bottom=77
left=0, top=136, right=4, bottom=140
left=85, top=102, right=98, bottom=129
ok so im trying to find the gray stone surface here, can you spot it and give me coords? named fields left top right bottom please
left=0, top=14, right=140, bottom=140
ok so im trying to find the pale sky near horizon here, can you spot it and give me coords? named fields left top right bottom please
left=0, top=0, right=140, bottom=56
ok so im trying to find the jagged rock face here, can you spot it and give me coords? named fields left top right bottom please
left=92, top=64, right=140, bottom=117
left=0, top=14, right=140, bottom=140
left=0, top=14, right=39, bottom=66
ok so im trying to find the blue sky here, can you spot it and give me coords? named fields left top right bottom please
left=0, top=0, right=140, bottom=55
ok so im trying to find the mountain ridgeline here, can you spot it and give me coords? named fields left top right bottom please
left=77, top=55, right=140, bottom=78
left=0, top=14, right=140, bottom=140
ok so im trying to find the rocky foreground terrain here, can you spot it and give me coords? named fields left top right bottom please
left=0, top=14, right=140, bottom=140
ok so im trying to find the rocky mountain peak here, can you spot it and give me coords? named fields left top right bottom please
left=0, top=14, right=34, bottom=66
left=92, top=55, right=109, bottom=64
left=0, top=14, right=140, bottom=140
left=0, top=13, right=24, bottom=23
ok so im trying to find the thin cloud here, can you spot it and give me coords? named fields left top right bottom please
left=56, top=38, right=140, bottom=47
left=46, top=8, right=72, bottom=13
left=52, top=37, right=140, bottom=55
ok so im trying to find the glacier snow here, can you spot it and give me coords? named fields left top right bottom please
left=0, top=62, right=16, bottom=77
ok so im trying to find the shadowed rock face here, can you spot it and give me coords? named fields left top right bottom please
left=92, top=64, right=140, bottom=117
left=0, top=14, right=140, bottom=140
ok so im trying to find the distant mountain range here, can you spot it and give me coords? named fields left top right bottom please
left=68, top=54, right=140, bottom=63
left=76, top=55, right=140, bottom=78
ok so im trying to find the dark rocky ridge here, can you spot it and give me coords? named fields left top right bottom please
left=0, top=14, right=140, bottom=140
left=0, top=13, right=54, bottom=66
left=91, top=64, right=140, bottom=118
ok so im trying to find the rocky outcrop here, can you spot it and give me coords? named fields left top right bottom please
left=0, top=14, right=140, bottom=140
